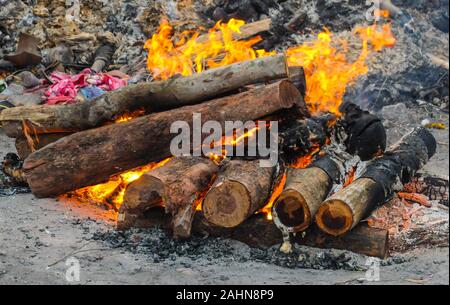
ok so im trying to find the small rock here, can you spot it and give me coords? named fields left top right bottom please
left=18, top=71, right=41, bottom=88
left=381, top=103, right=414, bottom=125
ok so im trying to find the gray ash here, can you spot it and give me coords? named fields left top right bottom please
left=92, top=227, right=373, bottom=271
left=346, top=64, right=449, bottom=112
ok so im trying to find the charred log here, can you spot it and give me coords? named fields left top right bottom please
left=23, top=80, right=303, bottom=198
left=278, top=114, right=334, bottom=164
left=316, top=127, right=437, bottom=236
left=338, top=102, right=386, bottom=161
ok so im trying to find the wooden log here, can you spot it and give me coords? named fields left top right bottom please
left=129, top=208, right=389, bottom=258
left=23, top=80, right=303, bottom=198
left=273, top=166, right=332, bottom=233
left=118, top=157, right=218, bottom=239
left=202, top=160, right=274, bottom=228
left=0, top=55, right=291, bottom=138
left=15, top=133, right=71, bottom=159
left=316, top=127, right=437, bottom=237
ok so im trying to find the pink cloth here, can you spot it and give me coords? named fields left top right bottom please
left=44, top=68, right=127, bottom=105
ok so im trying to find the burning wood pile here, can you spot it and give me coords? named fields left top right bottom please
left=0, top=13, right=443, bottom=259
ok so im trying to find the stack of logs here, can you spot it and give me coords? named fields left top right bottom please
left=0, top=50, right=437, bottom=258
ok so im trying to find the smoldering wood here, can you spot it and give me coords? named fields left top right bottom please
left=127, top=208, right=390, bottom=258
left=0, top=55, right=291, bottom=138
left=23, top=80, right=303, bottom=198
left=119, top=157, right=219, bottom=239
left=202, top=160, right=274, bottom=228
left=278, top=115, right=333, bottom=164
left=316, top=127, right=437, bottom=237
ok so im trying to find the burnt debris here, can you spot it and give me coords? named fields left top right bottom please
left=0, top=153, right=30, bottom=196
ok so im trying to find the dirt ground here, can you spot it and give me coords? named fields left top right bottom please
left=0, top=122, right=448, bottom=285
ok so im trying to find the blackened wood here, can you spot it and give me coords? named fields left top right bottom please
left=316, top=127, right=437, bottom=237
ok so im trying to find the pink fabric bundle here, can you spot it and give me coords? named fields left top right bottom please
left=44, top=68, right=127, bottom=105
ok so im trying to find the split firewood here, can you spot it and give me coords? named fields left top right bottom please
left=203, top=160, right=275, bottom=228
left=129, top=208, right=389, bottom=258
left=316, top=127, right=437, bottom=237
left=23, top=80, right=303, bottom=198
left=0, top=55, right=292, bottom=138
left=118, top=157, right=219, bottom=239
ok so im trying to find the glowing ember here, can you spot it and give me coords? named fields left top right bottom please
left=114, top=109, right=145, bottom=123
left=144, top=18, right=274, bottom=80
left=66, top=158, right=171, bottom=210
left=290, top=145, right=321, bottom=169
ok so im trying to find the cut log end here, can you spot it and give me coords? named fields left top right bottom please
left=279, top=80, right=303, bottom=109
left=118, top=175, right=164, bottom=230
left=203, top=180, right=252, bottom=228
left=315, top=199, right=354, bottom=237
left=273, top=166, right=332, bottom=233
left=273, top=190, right=311, bottom=233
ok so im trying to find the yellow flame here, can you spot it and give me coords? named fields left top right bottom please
left=287, top=24, right=396, bottom=114
left=144, top=18, right=275, bottom=80
left=145, top=19, right=395, bottom=114
left=67, top=158, right=172, bottom=209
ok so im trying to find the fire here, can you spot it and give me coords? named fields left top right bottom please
left=114, top=109, right=145, bottom=123
left=144, top=18, right=274, bottom=80
left=22, top=120, right=39, bottom=153
left=67, top=158, right=171, bottom=210
left=287, top=23, right=396, bottom=114
left=261, top=173, right=287, bottom=220
left=290, top=145, right=321, bottom=169
left=208, top=125, right=260, bottom=164
left=145, top=18, right=395, bottom=114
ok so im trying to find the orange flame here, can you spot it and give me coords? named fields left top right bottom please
left=287, top=24, right=396, bottom=114
left=145, top=19, right=395, bottom=114
left=290, top=144, right=321, bottom=169
left=66, top=158, right=171, bottom=210
left=114, top=109, right=145, bottom=123
left=261, top=173, right=287, bottom=220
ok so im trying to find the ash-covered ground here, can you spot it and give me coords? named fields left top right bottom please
left=1, top=0, right=449, bottom=284
left=0, top=121, right=448, bottom=285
